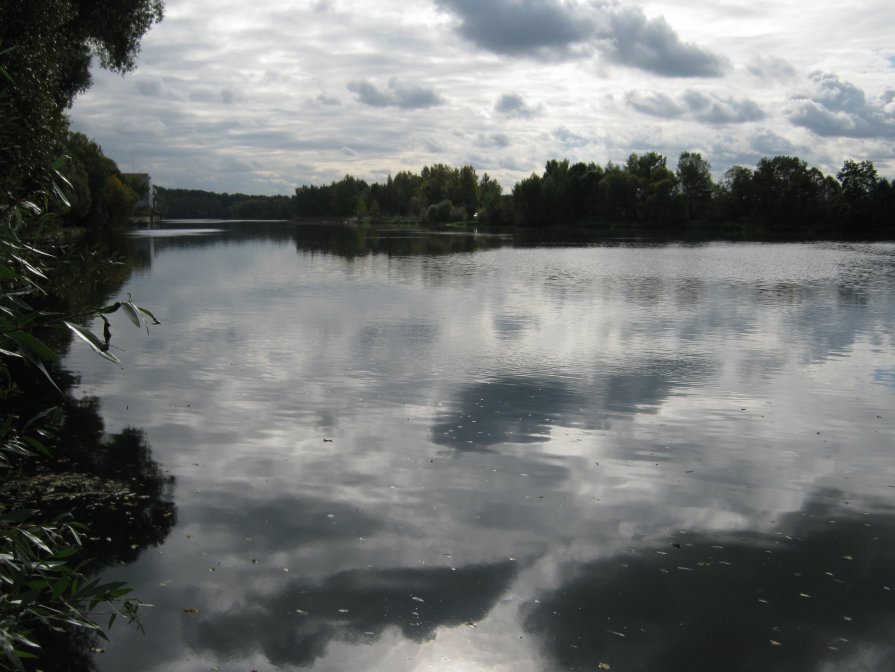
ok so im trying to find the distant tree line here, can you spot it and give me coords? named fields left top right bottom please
left=154, top=152, right=893, bottom=239
left=290, top=153, right=894, bottom=239
left=156, top=187, right=293, bottom=220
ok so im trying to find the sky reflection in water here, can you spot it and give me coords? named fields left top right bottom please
left=65, top=226, right=895, bottom=672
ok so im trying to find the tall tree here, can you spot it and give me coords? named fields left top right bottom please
left=837, top=159, right=879, bottom=209
left=676, top=151, right=713, bottom=220
left=0, top=0, right=164, bottom=195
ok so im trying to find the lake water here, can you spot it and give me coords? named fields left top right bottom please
left=65, top=223, right=895, bottom=672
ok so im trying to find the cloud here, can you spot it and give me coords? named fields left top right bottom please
left=476, top=133, right=511, bottom=149
left=433, top=0, right=594, bottom=59
left=494, top=93, right=541, bottom=118
left=787, top=71, right=895, bottom=138
left=347, top=78, right=444, bottom=109
left=435, top=0, right=725, bottom=76
left=602, top=8, right=726, bottom=77
left=553, top=125, right=589, bottom=147
left=313, top=93, right=341, bottom=106
left=749, top=129, right=796, bottom=156
left=747, top=55, right=797, bottom=81
left=135, top=78, right=164, bottom=97
left=626, top=90, right=764, bottom=124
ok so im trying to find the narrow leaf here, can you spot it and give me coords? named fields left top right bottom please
left=10, top=255, right=47, bottom=280
left=7, top=331, right=58, bottom=362
left=52, top=183, right=70, bottom=209
left=63, top=322, right=121, bottom=364
left=136, top=305, right=161, bottom=325
left=121, top=302, right=143, bottom=329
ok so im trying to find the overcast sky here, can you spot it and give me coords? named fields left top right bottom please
left=69, top=0, right=895, bottom=195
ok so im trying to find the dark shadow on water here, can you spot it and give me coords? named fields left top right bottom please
left=431, top=359, right=711, bottom=451
left=183, top=560, right=519, bottom=668
left=524, top=489, right=895, bottom=672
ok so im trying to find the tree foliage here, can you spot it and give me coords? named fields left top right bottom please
left=293, top=165, right=505, bottom=225
left=1, top=3, right=163, bottom=667
left=1, top=173, right=162, bottom=668
left=0, top=0, right=164, bottom=196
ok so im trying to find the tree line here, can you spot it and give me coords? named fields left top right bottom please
left=291, top=153, right=893, bottom=239
left=166, top=154, right=893, bottom=240
left=156, top=187, right=293, bottom=220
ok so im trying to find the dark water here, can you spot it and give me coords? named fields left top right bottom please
left=66, top=223, right=895, bottom=672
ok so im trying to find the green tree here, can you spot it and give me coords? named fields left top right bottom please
left=837, top=159, right=878, bottom=209
left=600, top=163, right=638, bottom=222
left=420, top=164, right=457, bottom=210
left=676, top=151, right=713, bottom=220
left=720, top=165, right=754, bottom=221
left=512, top=173, right=544, bottom=226
left=455, top=165, right=479, bottom=218
left=103, top=174, right=138, bottom=225
left=331, top=175, right=368, bottom=218
left=624, top=152, right=679, bottom=223
left=391, top=171, right=422, bottom=217
left=477, top=173, right=503, bottom=224
left=0, top=0, right=164, bottom=196
left=64, top=133, right=137, bottom=227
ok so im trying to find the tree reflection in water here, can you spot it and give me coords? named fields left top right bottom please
left=3, top=394, right=177, bottom=671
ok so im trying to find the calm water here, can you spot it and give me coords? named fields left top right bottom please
left=65, top=223, right=895, bottom=672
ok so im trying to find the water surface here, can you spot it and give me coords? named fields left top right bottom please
left=66, top=224, right=895, bottom=671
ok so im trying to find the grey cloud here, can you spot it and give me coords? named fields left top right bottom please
left=603, top=9, right=726, bottom=77
left=314, top=93, right=341, bottom=106
left=347, top=78, right=444, bottom=109
left=434, top=0, right=594, bottom=58
left=553, top=125, right=588, bottom=146
left=498, top=157, right=525, bottom=171
left=436, top=0, right=724, bottom=76
left=476, top=133, right=511, bottom=149
left=627, top=90, right=764, bottom=124
left=135, top=78, right=164, bottom=97
left=788, top=71, right=895, bottom=138
left=681, top=91, right=764, bottom=123
left=188, top=88, right=242, bottom=105
left=625, top=91, right=682, bottom=118
left=494, top=93, right=541, bottom=118
left=310, top=0, right=334, bottom=11
left=747, top=55, right=797, bottom=81
left=749, top=129, right=796, bottom=156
